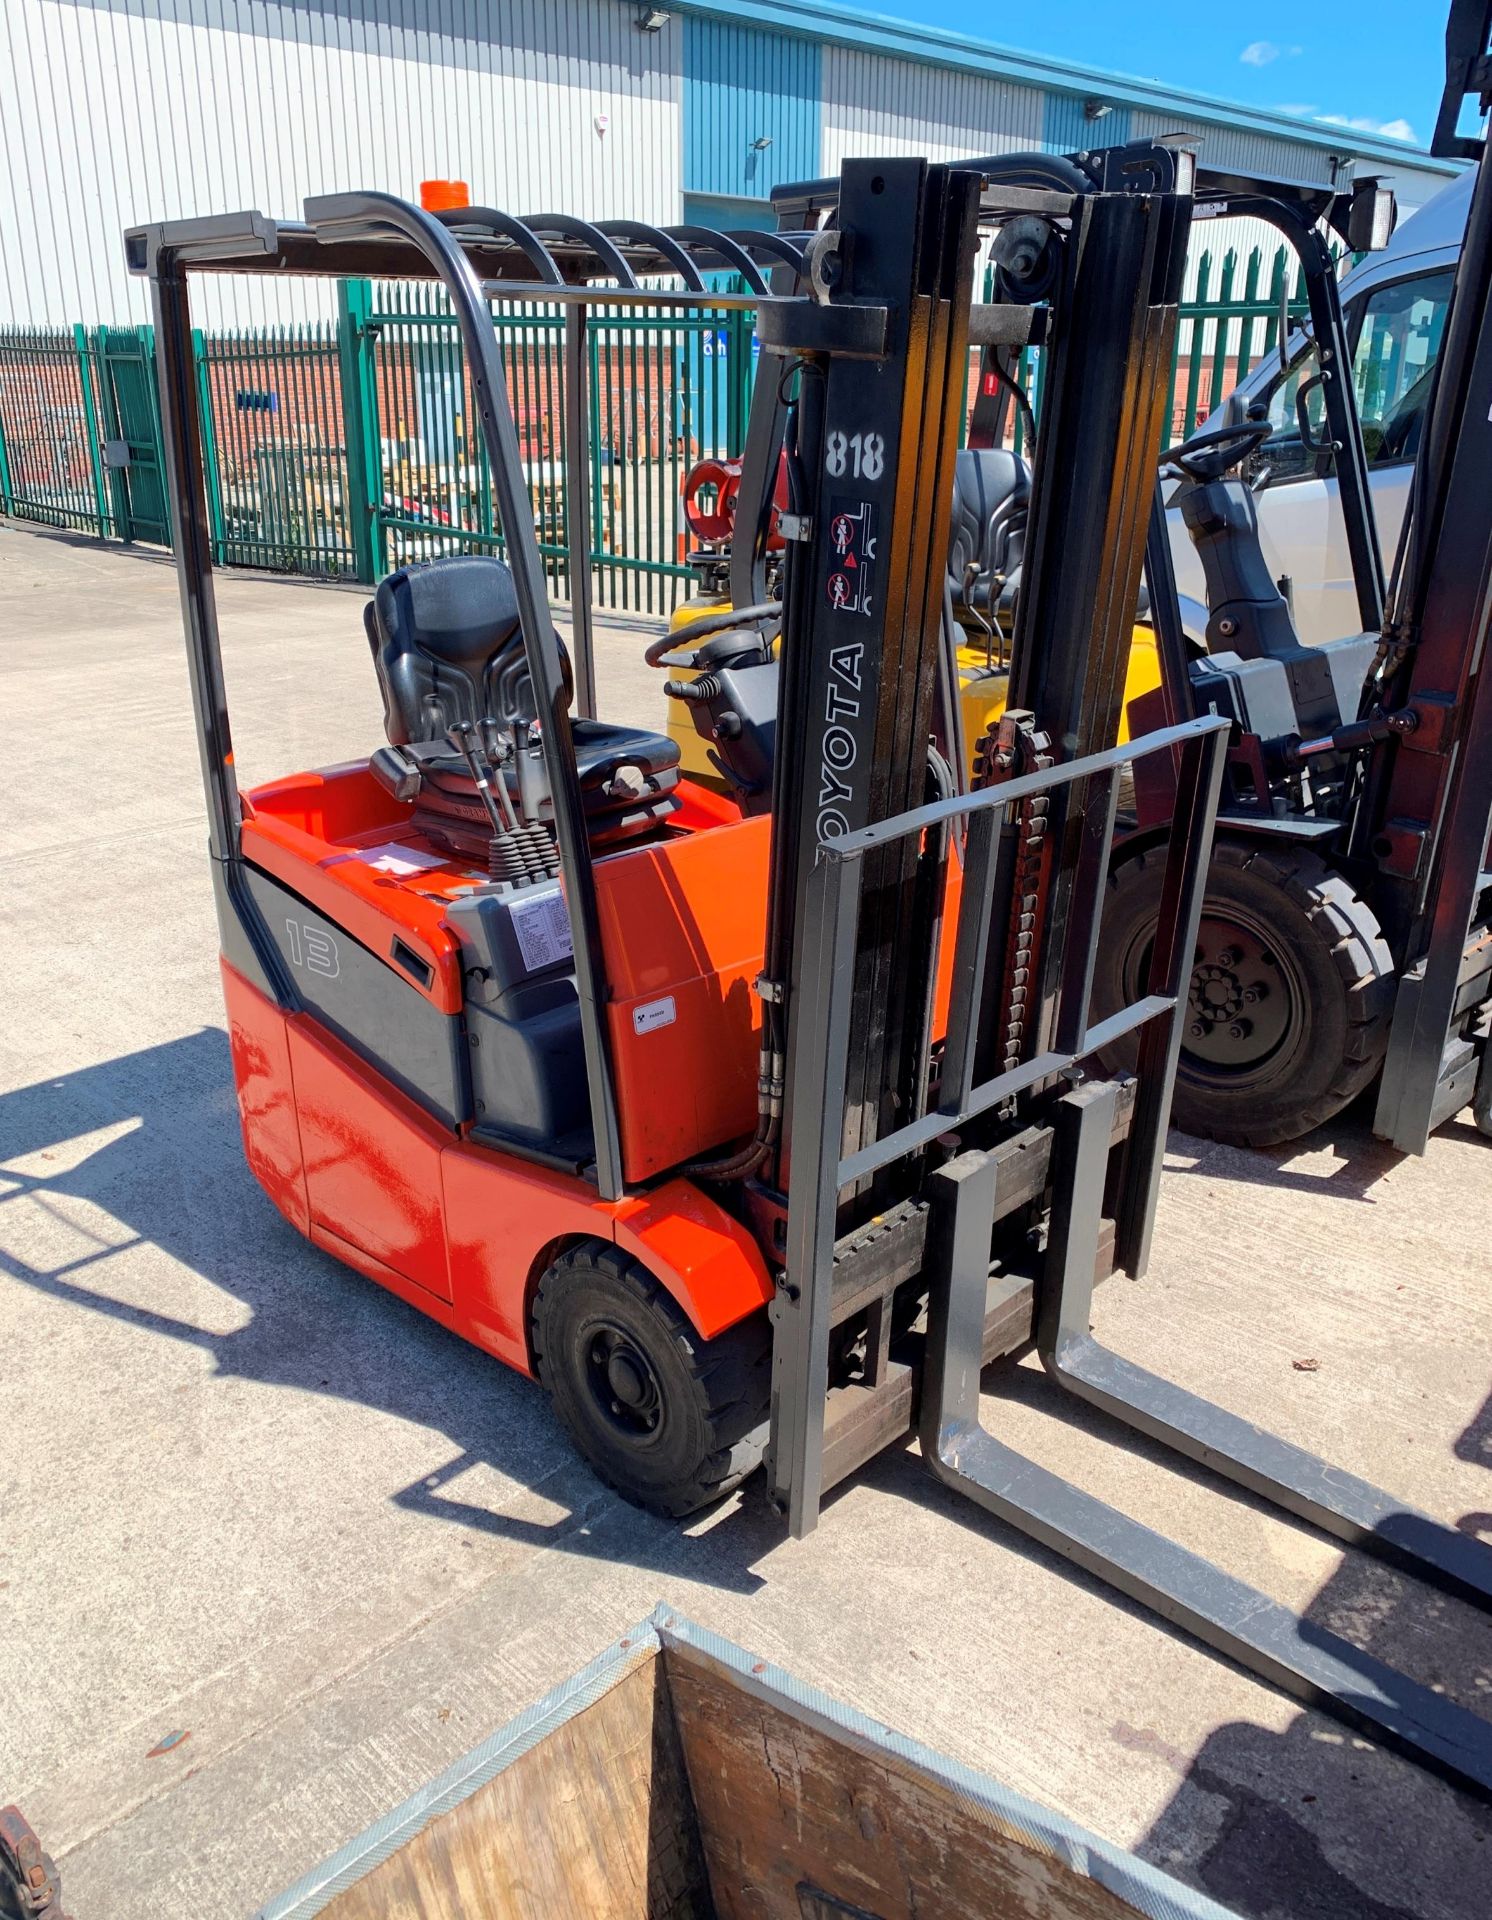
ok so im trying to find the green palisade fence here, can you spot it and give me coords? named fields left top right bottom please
left=1169, top=242, right=1322, bottom=439
left=0, top=244, right=1314, bottom=608
left=197, top=320, right=358, bottom=576
left=0, top=326, right=121, bottom=538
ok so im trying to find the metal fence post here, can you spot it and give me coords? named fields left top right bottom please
left=564, top=301, right=597, bottom=717
left=337, top=278, right=381, bottom=582
left=726, top=302, right=751, bottom=454
left=193, top=327, right=226, bottom=563
left=0, top=378, right=13, bottom=516
left=587, top=317, right=604, bottom=588
left=74, top=324, right=111, bottom=540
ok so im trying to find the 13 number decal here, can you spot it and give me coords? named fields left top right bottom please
left=284, top=917, right=340, bottom=978
left=825, top=430, right=885, bottom=481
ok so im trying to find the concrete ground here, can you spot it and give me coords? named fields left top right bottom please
left=2, top=519, right=1491, bottom=1919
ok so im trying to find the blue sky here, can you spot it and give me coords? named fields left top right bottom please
left=880, top=2, right=1445, bottom=149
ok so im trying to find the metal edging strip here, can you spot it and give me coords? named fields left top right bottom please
left=253, top=1627, right=662, bottom=1918
left=259, top=1606, right=1241, bottom=1920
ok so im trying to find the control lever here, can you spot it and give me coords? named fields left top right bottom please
left=449, top=719, right=558, bottom=886
left=446, top=722, right=508, bottom=837
left=477, top=716, right=521, bottom=832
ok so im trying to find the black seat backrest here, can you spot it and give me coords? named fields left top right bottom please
left=947, top=447, right=1030, bottom=585
left=365, top=555, right=544, bottom=748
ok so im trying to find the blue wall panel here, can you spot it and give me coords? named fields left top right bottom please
left=683, top=17, right=821, bottom=203
left=1043, top=91, right=1131, bottom=155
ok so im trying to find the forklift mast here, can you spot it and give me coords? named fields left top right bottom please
left=762, top=159, right=985, bottom=1200
left=1368, top=0, right=1492, bottom=1147
left=758, top=147, right=1226, bottom=1527
left=753, top=147, right=1203, bottom=1206
left=755, top=126, right=1492, bottom=1802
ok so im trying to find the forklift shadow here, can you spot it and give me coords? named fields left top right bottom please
left=0, top=1029, right=768, bottom=1592
left=1167, top=1101, right=1404, bottom=1204
left=1129, top=1542, right=1492, bottom=1920
left=858, top=1356, right=1492, bottom=1920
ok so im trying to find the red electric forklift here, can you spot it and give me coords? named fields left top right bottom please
left=135, top=36, right=1492, bottom=1798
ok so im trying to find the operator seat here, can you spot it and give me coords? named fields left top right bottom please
left=947, top=447, right=1030, bottom=625
left=364, top=554, right=680, bottom=856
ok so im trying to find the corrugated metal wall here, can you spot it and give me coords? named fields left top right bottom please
left=0, top=0, right=683, bottom=325
left=1368, top=162, right=1455, bottom=216
left=1042, top=91, right=1131, bottom=155
left=1130, top=107, right=1345, bottom=186
left=1130, top=108, right=1449, bottom=297
left=682, top=15, right=819, bottom=202
left=0, top=0, right=1456, bottom=331
left=820, top=46, right=1043, bottom=168
left=1130, top=110, right=1443, bottom=218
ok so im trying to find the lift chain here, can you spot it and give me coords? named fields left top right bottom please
left=972, top=711, right=1054, bottom=1072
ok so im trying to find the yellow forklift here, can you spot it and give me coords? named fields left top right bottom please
left=660, top=165, right=1169, bottom=791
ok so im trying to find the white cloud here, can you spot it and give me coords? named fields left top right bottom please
left=1242, top=40, right=1303, bottom=67
left=1318, top=111, right=1418, bottom=142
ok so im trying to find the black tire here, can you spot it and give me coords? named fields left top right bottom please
left=1094, top=837, right=1394, bottom=1147
left=531, top=1241, right=771, bottom=1517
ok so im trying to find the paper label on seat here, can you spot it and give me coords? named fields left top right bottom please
left=509, top=887, right=574, bottom=972
left=360, top=842, right=448, bottom=876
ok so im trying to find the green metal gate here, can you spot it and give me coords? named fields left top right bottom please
left=195, top=318, right=357, bottom=575
left=0, top=327, right=116, bottom=536
left=96, top=326, right=171, bottom=544
left=348, top=281, right=756, bottom=613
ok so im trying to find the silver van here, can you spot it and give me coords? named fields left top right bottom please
left=1170, top=166, right=1472, bottom=643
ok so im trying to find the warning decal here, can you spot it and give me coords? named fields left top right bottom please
left=509, top=887, right=574, bottom=972
left=825, top=497, right=877, bottom=617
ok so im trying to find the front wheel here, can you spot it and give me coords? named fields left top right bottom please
left=1093, top=838, right=1394, bottom=1147
left=531, top=1242, right=770, bottom=1517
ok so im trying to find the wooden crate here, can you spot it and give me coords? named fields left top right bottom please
left=257, top=1609, right=1237, bottom=1920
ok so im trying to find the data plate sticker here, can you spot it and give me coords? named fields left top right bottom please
left=632, top=995, right=677, bottom=1035
left=825, top=497, right=877, bottom=617
left=508, top=887, right=574, bottom=972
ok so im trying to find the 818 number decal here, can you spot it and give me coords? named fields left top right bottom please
left=825, top=430, right=885, bottom=481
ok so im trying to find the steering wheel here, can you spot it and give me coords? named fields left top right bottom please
left=644, top=600, right=780, bottom=671
left=1160, top=417, right=1274, bottom=485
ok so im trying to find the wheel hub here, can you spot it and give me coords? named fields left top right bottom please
left=585, top=1325, right=664, bottom=1441
left=1191, top=963, right=1243, bottom=1023
left=606, top=1348, right=649, bottom=1409
left=1182, top=917, right=1293, bottom=1071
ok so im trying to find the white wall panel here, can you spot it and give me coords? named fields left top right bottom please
left=0, top=2, right=1455, bottom=332
left=1132, top=106, right=1339, bottom=188
left=1132, top=106, right=1443, bottom=217
left=0, top=0, right=684, bottom=325
left=1376, top=163, right=1455, bottom=217
left=821, top=45, right=1043, bottom=169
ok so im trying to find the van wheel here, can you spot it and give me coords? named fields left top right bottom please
left=1093, top=838, right=1394, bottom=1147
left=531, top=1241, right=771, bottom=1517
